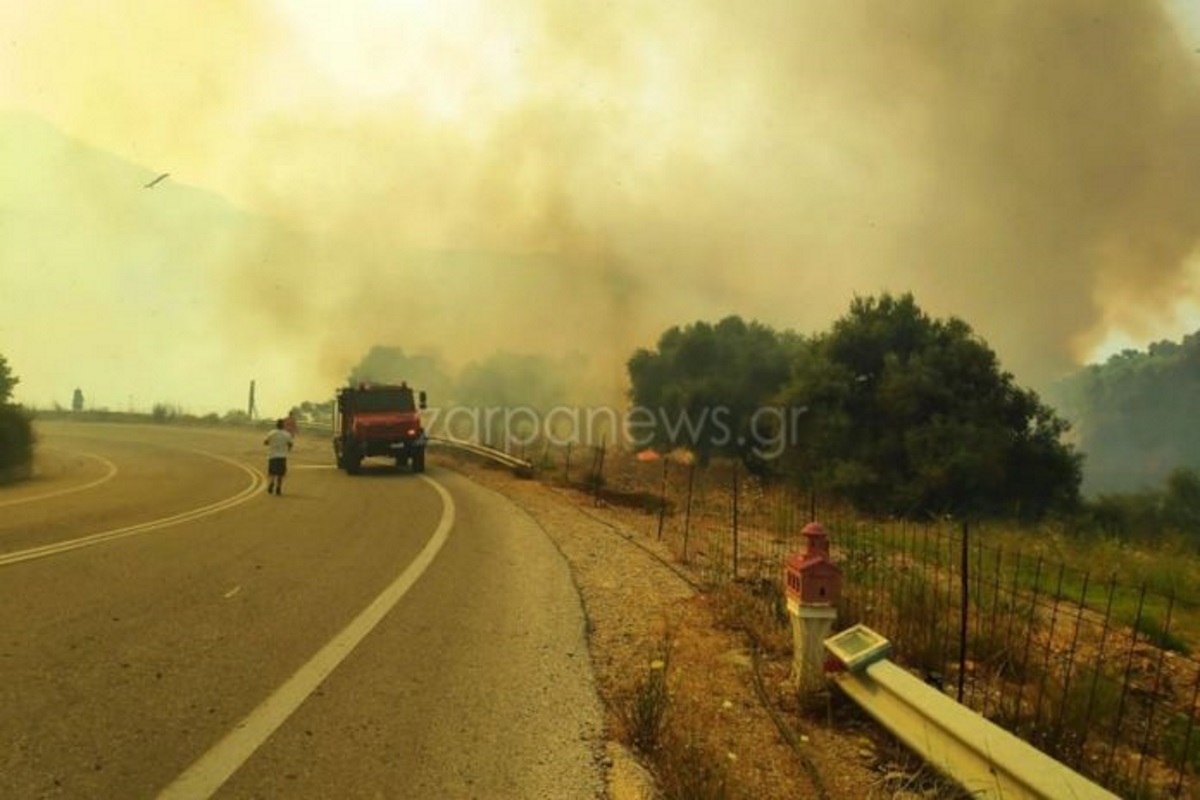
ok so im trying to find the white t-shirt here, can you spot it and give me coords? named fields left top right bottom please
left=265, top=428, right=293, bottom=459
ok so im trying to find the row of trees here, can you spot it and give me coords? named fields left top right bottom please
left=337, top=292, right=1198, bottom=529
left=0, top=354, right=34, bottom=483
left=1049, top=333, right=1200, bottom=494
left=629, top=294, right=1083, bottom=520
left=342, top=295, right=1083, bottom=519
left=1080, top=467, right=1200, bottom=544
left=5, top=289, right=1183, bottom=529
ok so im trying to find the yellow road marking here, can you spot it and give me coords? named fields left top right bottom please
left=0, top=451, right=264, bottom=568
left=0, top=449, right=119, bottom=508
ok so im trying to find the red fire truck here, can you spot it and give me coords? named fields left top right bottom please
left=333, top=382, right=427, bottom=474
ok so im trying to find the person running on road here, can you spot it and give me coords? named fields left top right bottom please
left=263, top=418, right=294, bottom=495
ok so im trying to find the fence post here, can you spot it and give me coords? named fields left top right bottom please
left=591, top=438, right=606, bottom=506
left=682, top=462, right=695, bottom=562
left=1052, top=570, right=1090, bottom=746
left=1173, top=658, right=1200, bottom=796
left=731, top=461, right=740, bottom=581
left=1104, top=581, right=1148, bottom=786
left=656, top=457, right=669, bottom=541
left=958, top=520, right=969, bottom=703
left=1032, top=563, right=1067, bottom=741
left=980, top=544, right=1005, bottom=720
left=1011, top=555, right=1045, bottom=737
left=1135, top=590, right=1177, bottom=794
left=1075, top=572, right=1118, bottom=769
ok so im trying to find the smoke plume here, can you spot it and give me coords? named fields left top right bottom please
left=4, top=1, right=1199, bottom=409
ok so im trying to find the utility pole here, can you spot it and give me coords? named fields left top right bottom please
left=248, top=380, right=257, bottom=420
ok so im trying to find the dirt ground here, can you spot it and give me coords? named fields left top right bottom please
left=438, top=453, right=939, bottom=800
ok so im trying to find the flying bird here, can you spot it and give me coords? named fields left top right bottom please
left=144, top=173, right=169, bottom=189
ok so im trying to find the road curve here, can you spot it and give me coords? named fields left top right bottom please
left=0, top=421, right=605, bottom=799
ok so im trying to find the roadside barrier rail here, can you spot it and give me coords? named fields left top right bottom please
left=426, top=436, right=534, bottom=475
left=827, top=626, right=1121, bottom=800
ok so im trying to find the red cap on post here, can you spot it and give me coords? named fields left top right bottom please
left=784, top=522, right=841, bottom=606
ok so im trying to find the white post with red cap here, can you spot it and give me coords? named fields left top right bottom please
left=784, top=522, right=842, bottom=696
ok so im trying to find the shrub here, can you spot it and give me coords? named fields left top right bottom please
left=654, top=730, right=730, bottom=800
left=1162, top=711, right=1200, bottom=774
left=0, top=405, right=34, bottom=483
left=619, top=650, right=671, bottom=755
left=151, top=403, right=181, bottom=423
left=712, top=579, right=790, bottom=656
left=1133, top=614, right=1191, bottom=655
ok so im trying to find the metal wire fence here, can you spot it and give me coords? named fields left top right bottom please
left=514, top=439, right=1200, bottom=799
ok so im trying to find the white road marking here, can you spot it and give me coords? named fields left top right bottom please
left=0, top=451, right=263, bottom=568
left=0, top=449, right=119, bottom=508
left=156, top=475, right=455, bottom=800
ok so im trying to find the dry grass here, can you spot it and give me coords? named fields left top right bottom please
left=437, top=451, right=943, bottom=799
left=615, top=637, right=734, bottom=800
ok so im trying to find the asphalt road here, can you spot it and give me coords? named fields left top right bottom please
left=0, top=420, right=604, bottom=800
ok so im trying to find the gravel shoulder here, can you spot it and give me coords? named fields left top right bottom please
left=438, top=454, right=897, bottom=800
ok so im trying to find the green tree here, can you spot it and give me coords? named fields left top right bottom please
left=0, top=354, right=17, bottom=404
left=1163, top=467, right=1200, bottom=537
left=778, top=293, right=1081, bottom=518
left=296, top=399, right=334, bottom=425
left=626, top=316, right=800, bottom=464
left=346, top=346, right=454, bottom=402
left=1076, top=467, right=1200, bottom=546
left=1049, top=331, right=1200, bottom=494
left=0, top=354, right=34, bottom=483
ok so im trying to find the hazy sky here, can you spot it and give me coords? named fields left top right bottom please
left=2, top=1, right=1200, bottom=415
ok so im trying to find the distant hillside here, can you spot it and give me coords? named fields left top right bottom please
left=1049, top=332, right=1200, bottom=495
left=0, top=111, right=629, bottom=413
left=0, top=110, right=278, bottom=412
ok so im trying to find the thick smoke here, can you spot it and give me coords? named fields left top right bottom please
left=5, top=1, right=1200, bottom=408
left=230, top=0, right=1200, bottom=394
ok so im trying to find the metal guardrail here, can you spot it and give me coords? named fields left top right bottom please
left=830, top=645, right=1121, bottom=799
left=299, top=422, right=533, bottom=475
left=426, top=436, right=534, bottom=474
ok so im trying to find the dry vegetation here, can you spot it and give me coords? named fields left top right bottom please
left=436, top=450, right=965, bottom=800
